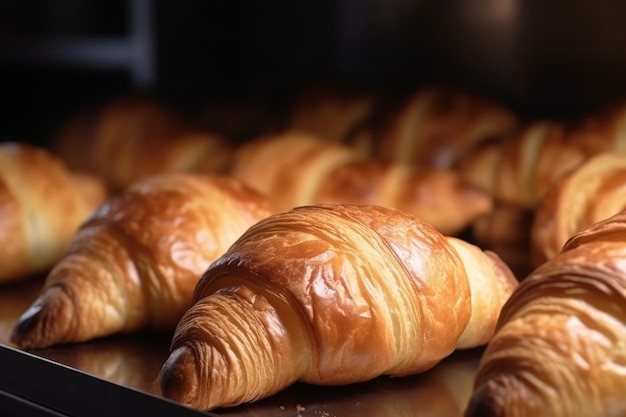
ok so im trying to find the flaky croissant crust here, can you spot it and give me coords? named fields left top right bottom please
left=467, top=210, right=626, bottom=417
left=160, top=204, right=517, bottom=410
left=181, top=204, right=471, bottom=376
left=10, top=173, right=277, bottom=349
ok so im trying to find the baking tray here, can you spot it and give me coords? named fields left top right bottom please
left=0, top=275, right=483, bottom=417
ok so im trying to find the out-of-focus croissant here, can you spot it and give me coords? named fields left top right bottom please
left=459, top=100, right=626, bottom=211
left=531, top=152, right=626, bottom=266
left=10, top=173, right=277, bottom=349
left=466, top=209, right=626, bottom=417
left=0, top=142, right=107, bottom=283
left=53, top=96, right=233, bottom=191
left=286, top=85, right=378, bottom=143
left=230, top=131, right=493, bottom=236
left=159, top=204, right=518, bottom=410
left=457, top=121, right=588, bottom=250
left=458, top=121, right=587, bottom=210
left=357, top=87, right=518, bottom=169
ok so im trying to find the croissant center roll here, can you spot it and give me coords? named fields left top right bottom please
left=159, top=204, right=517, bottom=411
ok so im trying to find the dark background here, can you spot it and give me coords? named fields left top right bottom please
left=2, top=0, right=626, bottom=145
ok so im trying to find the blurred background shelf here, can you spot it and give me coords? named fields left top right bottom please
left=0, top=0, right=154, bottom=89
left=4, top=1, right=626, bottom=146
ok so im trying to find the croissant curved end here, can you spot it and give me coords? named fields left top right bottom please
left=464, top=382, right=505, bottom=417
left=159, top=345, right=200, bottom=407
left=10, top=285, right=74, bottom=349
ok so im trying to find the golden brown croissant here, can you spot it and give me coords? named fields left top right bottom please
left=230, top=131, right=358, bottom=210
left=230, top=131, right=493, bottom=236
left=356, top=87, right=518, bottom=169
left=458, top=121, right=587, bottom=210
left=10, top=173, right=277, bottom=349
left=458, top=101, right=626, bottom=211
left=0, top=142, right=107, bottom=283
left=159, top=204, right=518, bottom=410
left=53, top=96, right=233, bottom=191
left=456, top=121, right=588, bottom=251
left=466, top=209, right=626, bottom=417
left=530, top=152, right=626, bottom=267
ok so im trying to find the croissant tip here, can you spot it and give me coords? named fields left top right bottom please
left=464, top=383, right=504, bottom=417
left=159, top=345, right=200, bottom=407
left=10, top=286, right=74, bottom=349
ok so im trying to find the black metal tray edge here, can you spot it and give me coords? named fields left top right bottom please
left=0, top=343, right=217, bottom=417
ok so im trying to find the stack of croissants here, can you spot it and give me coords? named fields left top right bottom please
left=3, top=84, right=626, bottom=416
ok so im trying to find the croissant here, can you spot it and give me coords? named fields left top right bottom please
left=356, top=86, right=518, bottom=169
left=0, top=142, right=107, bottom=283
left=458, top=121, right=588, bottom=210
left=286, top=85, right=378, bottom=143
left=531, top=152, right=626, bottom=267
left=230, top=131, right=493, bottom=236
left=465, top=209, right=626, bottom=417
left=10, top=173, right=277, bottom=349
left=458, top=98, right=626, bottom=211
left=53, top=96, right=233, bottom=191
left=455, top=122, right=588, bottom=250
left=158, top=204, right=518, bottom=410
